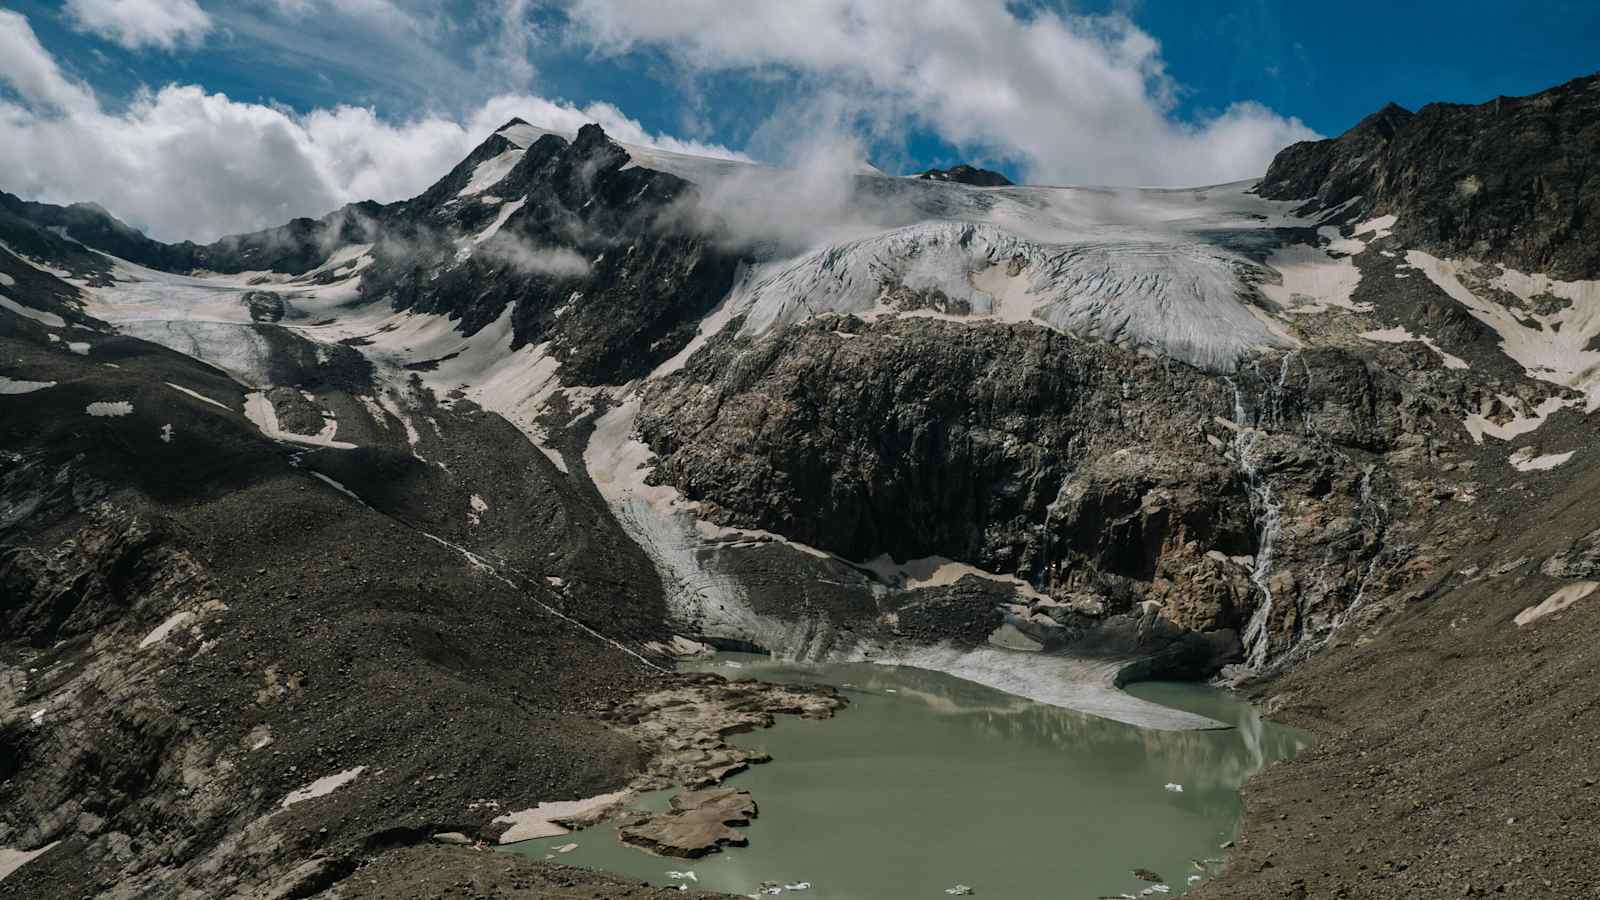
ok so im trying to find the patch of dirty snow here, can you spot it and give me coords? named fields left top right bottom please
left=1463, top=395, right=1570, bottom=444
left=475, top=198, right=527, bottom=244
left=468, top=493, right=489, bottom=525
left=248, top=724, right=273, bottom=751
left=281, top=766, right=366, bottom=809
left=0, top=376, right=56, bottom=395
left=0, top=272, right=13, bottom=286
left=165, top=381, right=232, bottom=410
left=139, top=610, right=196, bottom=649
left=160, top=423, right=174, bottom=443
left=458, top=148, right=522, bottom=197
left=864, top=554, right=1050, bottom=602
left=1408, top=252, right=1600, bottom=409
left=1515, top=581, right=1598, bottom=626
left=0, top=842, right=61, bottom=882
left=1358, top=326, right=1469, bottom=369
left=244, top=391, right=356, bottom=449
left=86, top=400, right=133, bottom=417
left=493, top=790, right=631, bottom=844
left=1352, top=214, right=1397, bottom=240
left=1508, top=447, right=1575, bottom=472
left=0, top=295, right=66, bottom=328
left=1261, top=241, right=1367, bottom=313
left=311, top=472, right=363, bottom=502
left=67, top=341, right=89, bottom=355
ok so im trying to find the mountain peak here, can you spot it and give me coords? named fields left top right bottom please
left=917, top=164, right=1013, bottom=187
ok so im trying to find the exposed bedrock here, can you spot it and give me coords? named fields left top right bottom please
left=638, top=314, right=1465, bottom=670
left=358, top=124, right=744, bottom=385
left=1260, top=73, right=1600, bottom=279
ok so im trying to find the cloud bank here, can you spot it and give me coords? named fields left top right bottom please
left=565, top=0, right=1318, bottom=187
left=65, top=0, right=213, bottom=51
left=0, top=10, right=744, bottom=243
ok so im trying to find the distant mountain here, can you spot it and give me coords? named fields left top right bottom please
left=916, top=163, right=1014, bottom=186
left=0, top=190, right=384, bottom=278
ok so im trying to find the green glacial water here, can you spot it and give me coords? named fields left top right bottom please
left=507, top=654, right=1309, bottom=899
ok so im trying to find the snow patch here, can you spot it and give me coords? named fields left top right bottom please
left=1463, top=395, right=1570, bottom=444
left=1408, top=252, right=1600, bottom=409
left=1515, top=582, right=1597, bottom=627
left=0, top=272, right=13, bottom=286
left=864, top=554, right=1049, bottom=602
left=458, top=148, right=523, bottom=198
left=160, top=423, right=174, bottom=443
left=139, top=610, right=195, bottom=649
left=1358, top=326, right=1469, bottom=369
left=0, top=295, right=66, bottom=328
left=67, top=341, right=90, bottom=355
left=1262, top=242, right=1366, bottom=313
left=280, top=766, right=366, bottom=809
left=497, top=122, right=544, bottom=149
left=493, top=791, right=631, bottom=844
left=468, top=493, right=489, bottom=525
left=244, top=391, right=356, bottom=449
left=475, top=198, right=527, bottom=244
left=0, top=842, right=60, bottom=883
left=1508, top=447, right=1574, bottom=472
left=1352, top=214, right=1397, bottom=240
left=165, top=381, right=232, bottom=411
left=86, top=400, right=133, bottom=417
left=310, top=472, right=363, bottom=502
left=0, top=376, right=55, bottom=395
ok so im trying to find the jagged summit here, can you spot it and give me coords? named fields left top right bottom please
left=917, top=163, right=1014, bottom=187
left=1262, top=71, right=1600, bottom=278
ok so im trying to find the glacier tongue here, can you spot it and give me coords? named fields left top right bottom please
left=734, top=220, right=1293, bottom=372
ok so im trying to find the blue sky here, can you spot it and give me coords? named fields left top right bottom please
left=1, top=0, right=1596, bottom=240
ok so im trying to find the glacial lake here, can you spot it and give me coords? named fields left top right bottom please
left=506, top=653, right=1309, bottom=899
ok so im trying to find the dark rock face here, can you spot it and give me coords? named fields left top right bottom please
left=918, top=164, right=1015, bottom=187
left=641, top=315, right=1249, bottom=576
left=635, top=315, right=1447, bottom=660
left=1260, top=72, right=1600, bottom=278
left=358, top=124, right=743, bottom=384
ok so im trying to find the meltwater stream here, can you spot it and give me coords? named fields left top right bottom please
left=506, top=654, right=1308, bottom=899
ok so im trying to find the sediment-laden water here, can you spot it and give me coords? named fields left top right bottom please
left=507, top=654, right=1308, bottom=899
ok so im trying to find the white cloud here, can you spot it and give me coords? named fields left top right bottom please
left=0, top=11, right=744, bottom=243
left=480, top=240, right=592, bottom=278
left=564, top=0, right=1318, bottom=186
left=65, top=0, right=213, bottom=51
left=0, top=10, right=99, bottom=114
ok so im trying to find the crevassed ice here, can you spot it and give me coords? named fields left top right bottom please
left=736, top=221, right=1291, bottom=372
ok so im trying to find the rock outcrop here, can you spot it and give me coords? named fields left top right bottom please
left=1260, top=73, right=1600, bottom=279
left=917, top=164, right=1014, bottom=187
left=617, top=788, right=758, bottom=858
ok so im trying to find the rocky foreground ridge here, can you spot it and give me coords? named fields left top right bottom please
left=0, top=72, right=1598, bottom=897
